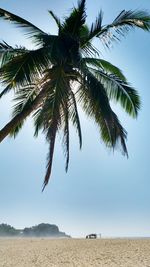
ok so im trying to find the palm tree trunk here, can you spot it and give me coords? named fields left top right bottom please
left=0, top=86, right=48, bottom=142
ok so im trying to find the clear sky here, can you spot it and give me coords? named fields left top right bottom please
left=0, top=0, right=150, bottom=238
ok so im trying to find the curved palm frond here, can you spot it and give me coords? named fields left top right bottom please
left=88, top=66, right=140, bottom=117
left=0, top=8, right=46, bottom=37
left=34, top=67, right=71, bottom=190
left=98, top=10, right=150, bottom=47
left=43, top=121, right=58, bottom=191
left=82, top=57, right=140, bottom=117
left=79, top=66, right=128, bottom=155
left=48, top=11, right=62, bottom=32
left=9, top=84, right=38, bottom=137
left=0, top=41, right=27, bottom=68
left=0, top=79, right=51, bottom=142
left=83, top=57, right=126, bottom=81
left=81, top=9, right=150, bottom=48
left=0, top=46, right=53, bottom=97
left=28, top=83, right=61, bottom=191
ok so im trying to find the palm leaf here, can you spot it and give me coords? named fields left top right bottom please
left=34, top=68, right=71, bottom=189
left=0, top=8, right=45, bottom=38
left=98, top=10, right=150, bottom=47
left=112, top=9, right=150, bottom=31
left=48, top=11, right=62, bottom=32
left=79, top=67, right=128, bottom=155
left=62, top=0, right=86, bottom=37
left=0, top=41, right=27, bottom=67
left=80, top=25, right=100, bottom=56
left=62, top=103, right=70, bottom=172
left=88, top=10, right=103, bottom=40
left=42, top=122, right=58, bottom=191
left=83, top=57, right=126, bottom=81
left=69, top=90, right=82, bottom=149
left=0, top=47, right=51, bottom=96
left=88, top=66, right=140, bottom=117
left=9, top=85, right=38, bottom=137
left=0, top=79, right=51, bottom=142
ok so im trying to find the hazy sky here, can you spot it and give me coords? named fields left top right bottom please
left=0, top=0, right=150, bottom=238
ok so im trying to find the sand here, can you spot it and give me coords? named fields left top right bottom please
left=0, top=238, right=150, bottom=266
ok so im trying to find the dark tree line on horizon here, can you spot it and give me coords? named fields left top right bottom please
left=0, top=223, right=70, bottom=237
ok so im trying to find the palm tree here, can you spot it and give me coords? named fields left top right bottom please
left=0, top=0, right=150, bottom=190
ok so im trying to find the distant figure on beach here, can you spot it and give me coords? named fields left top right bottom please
left=86, top=234, right=97, bottom=239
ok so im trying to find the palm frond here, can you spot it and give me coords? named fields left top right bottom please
left=69, top=90, right=82, bottom=149
left=34, top=68, right=71, bottom=189
left=81, top=42, right=100, bottom=57
left=89, top=66, right=140, bottom=117
left=62, top=104, right=70, bottom=172
left=98, top=10, right=150, bottom=47
left=9, top=121, right=24, bottom=138
left=0, top=47, right=51, bottom=96
left=0, top=79, right=51, bottom=143
left=31, top=33, right=58, bottom=47
left=48, top=11, right=62, bottom=32
left=61, top=0, right=86, bottom=37
left=0, top=41, right=26, bottom=67
left=34, top=82, right=62, bottom=191
left=112, top=9, right=150, bottom=31
left=79, top=66, right=128, bottom=155
left=88, top=10, right=103, bottom=40
left=0, top=8, right=45, bottom=38
left=9, top=85, right=38, bottom=137
left=42, top=122, right=58, bottom=191
left=83, top=57, right=126, bottom=81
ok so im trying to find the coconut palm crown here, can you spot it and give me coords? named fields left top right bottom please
left=0, top=0, right=150, bottom=190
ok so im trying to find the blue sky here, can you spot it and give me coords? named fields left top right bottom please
left=0, top=0, right=150, bottom=238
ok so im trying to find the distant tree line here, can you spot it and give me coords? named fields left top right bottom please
left=0, top=223, right=19, bottom=236
left=0, top=223, right=70, bottom=238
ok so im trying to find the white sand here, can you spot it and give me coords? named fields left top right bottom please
left=0, top=238, right=150, bottom=266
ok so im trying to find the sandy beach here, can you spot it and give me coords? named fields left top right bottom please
left=0, top=238, right=150, bottom=266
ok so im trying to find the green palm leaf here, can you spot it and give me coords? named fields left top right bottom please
left=0, top=41, right=27, bottom=67
left=99, top=10, right=150, bottom=47
left=88, top=10, right=103, bottom=40
left=79, top=67, right=128, bottom=155
left=34, top=93, right=60, bottom=191
left=62, top=0, right=86, bottom=37
left=89, top=66, right=140, bottom=117
left=9, top=84, right=38, bottom=137
left=0, top=80, right=50, bottom=142
left=0, top=47, right=52, bottom=97
left=83, top=57, right=126, bottom=81
left=34, top=68, right=71, bottom=190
